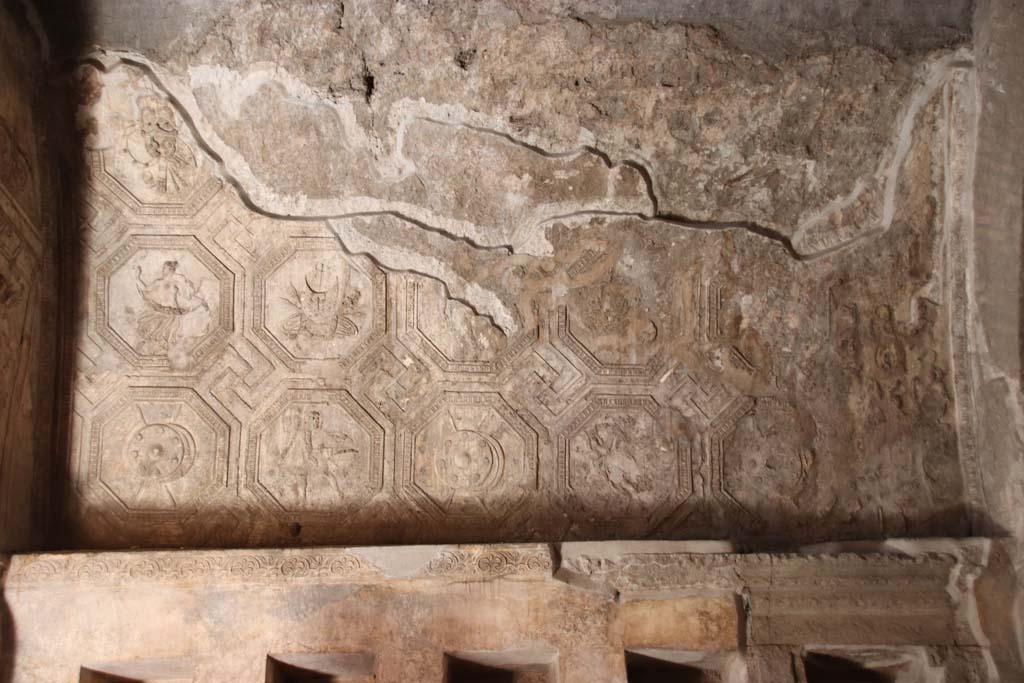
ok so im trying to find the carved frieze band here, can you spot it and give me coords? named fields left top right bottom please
left=559, top=550, right=959, bottom=599
left=8, top=551, right=375, bottom=586
left=423, top=546, right=554, bottom=579
left=7, top=544, right=555, bottom=586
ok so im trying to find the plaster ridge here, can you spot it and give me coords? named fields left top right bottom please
left=85, top=52, right=523, bottom=329
left=327, top=218, right=516, bottom=333
left=791, top=49, right=976, bottom=259
left=945, top=60, right=991, bottom=530
left=86, top=49, right=800, bottom=260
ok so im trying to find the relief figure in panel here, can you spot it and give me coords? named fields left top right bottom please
left=133, top=259, right=211, bottom=356
left=263, top=404, right=364, bottom=507
left=829, top=291, right=963, bottom=534
left=583, top=414, right=654, bottom=503
left=125, top=422, right=195, bottom=509
left=83, top=64, right=219, bottom=214
left=98, top=235, right=232, bottom=371
left=416, top=407, right=511, bottom=513
left=566, top=406, right=677, bottom=519
left=435, top=410, right=504, bottom=495
left=123, top=95, right=198, bottom=195
left=409, top=398, right=533, bottom=519
left=261, top=249, right=376, bottom=363
left=92, top=395, right=223, bottom=515
left=722, top=398, right=816, bottom=522
left=280, top=261, right=362, bottom=348
left=572, top=279, right=659, bottom=364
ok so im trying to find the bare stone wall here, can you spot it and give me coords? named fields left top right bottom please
left=0, top=1, right=57, bottom=552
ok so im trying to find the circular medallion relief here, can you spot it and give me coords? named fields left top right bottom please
left=436, top=428, right=503, bottom=492
left=126, top=423, right=195, bottom=483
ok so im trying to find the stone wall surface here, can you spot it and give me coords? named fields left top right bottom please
left=972, top=0, right=1024, bottom=566
left=46, top=0, right=988, bottom=551
left=954, top=0, right=1024, bottom=674
left=0, top=541, right=1004, bottom=682
left=0, top=0, right=58, bottom=552
left=1, top=0, right=1023, bottom=679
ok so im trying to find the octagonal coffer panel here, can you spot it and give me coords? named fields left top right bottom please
left=399, top=392, right=539, bottom=527
left=85, top=388, right=230, bottom=521
left=94, top=235, right=234, bottom=372
left=253, top=239, right=386, bottom=371
left=246, top=388, right=386, bottom=517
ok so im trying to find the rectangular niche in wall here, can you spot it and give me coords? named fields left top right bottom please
left=801, top=648, right=935, bottom=683
left=79, top=657, right=194, bottom=682
left=625, top=650, right=740, bottom=683
left=444, top=648, right=558, bottom=683
left=266, top=652, right=376, bottom=682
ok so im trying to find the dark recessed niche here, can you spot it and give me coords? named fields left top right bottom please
left=625, top=651, right=724, bottom=683
left=265, top=652, right=376, bottom=682
left=444, top=649, right=557, bottom=683
left=803, top=651, right=920, bottom=683
left=79, top=658, right=194, bottom=683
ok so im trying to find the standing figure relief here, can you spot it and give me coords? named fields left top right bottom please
left=272, top=406, right=360, bottom=504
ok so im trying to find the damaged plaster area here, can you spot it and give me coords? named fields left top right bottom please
left=83, top=41, right=974, bottom=333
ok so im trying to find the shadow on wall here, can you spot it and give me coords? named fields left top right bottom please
left=22, top=0, right=93, bottom=554
left=0, top=0, right=90, bottom=678
left=0, top=0, right=72, bottom=552
left=0, top=0, right=92, bottom=554
left=0, top=557, right=14, bottom=683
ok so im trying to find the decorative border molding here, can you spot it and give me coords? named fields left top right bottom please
left=423, top=547, right=553, bottom=579
left=944, top=66, right=988, bottom=527
left=7, top=545, right=556, bottom=587
left=9, top=550, right=375, bottom=586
